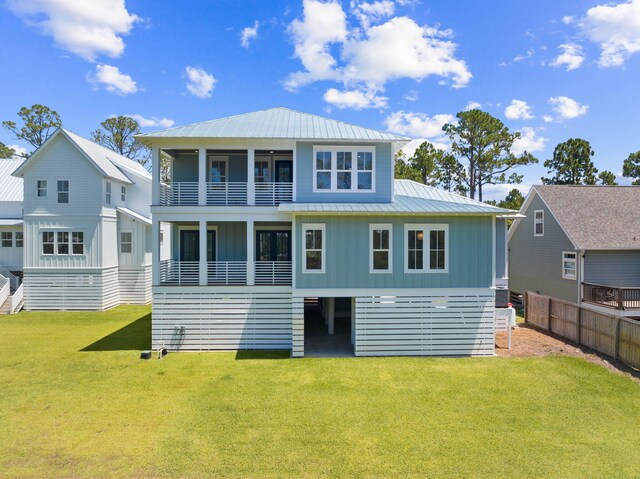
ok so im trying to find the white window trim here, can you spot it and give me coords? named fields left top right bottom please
left=36, top=179, right=48, bottom=198
left=71, top=231, right=85, bottom=256
left=121, top=185, right=126, bottom=202
left=562, top=251, right=577, bottom=280
left=404, top=224, right=449, bottom=274
left=40, top=229, right=85, bottom=256
left=208, top=155, right=228, bottom=183
left=41, top=231, right=55, bottom=255
left=15, top=231, right=23, bottom=248
left=254, top=155, right=272, bottom=183
left=302, top=223, right=325, bottom=274
left=369, top=223, right=392, bottom=274
left=1, top=231, right=13, bottom=248
left=106, top=181, right=112, bottom=205
left=56, top=179, right=70, bottom=204
left=177, top=225, right=218, bottom=261
left=312, top=145, right=375, bottom=193
left=534, top=209, right=544, bottom=237
left=120, top=230, right=133, bottom=254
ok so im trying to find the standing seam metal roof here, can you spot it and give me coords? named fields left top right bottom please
left=0, top=158, right=25, bottom=202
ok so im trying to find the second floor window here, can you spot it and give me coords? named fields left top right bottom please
left=106, top=182, right=111, bottom=205
left=37, top=180, right=47, bottom=197
left=313, top=147, right=375, bottom=192
left=210, top=158, right=227, bottom=183
left=57, top=180, right=69, bottom=204
left=121, top=186, right=126, bottom=202
left=534, top=210, right=544, bottom=236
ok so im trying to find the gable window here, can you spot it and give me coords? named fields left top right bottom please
left=405, top=224, right=448, bottom=273
left=303, top=224, right=325, bottom=273
left=72, top=232, right=84, bottom=255
left=121, top=186, right=126, bottom=202
left=106, top=182, right=112, bottom=205
left=42, top=232, right=54, bottom=255
left=57, top=180, right=69, bottom=204
left=1, top=232, right=12, bottom=248
left=370, top=224, right=392, bottom=273
left=15, top=232, right=23, bottom=248
left=534, top=210, right=544, bottom=236
left=120, top=231, right=133, bottom=254
left=57, top=232, right=69, bottom=255
left=562, top=252, right=577, bottom=280
left=313, top=146, right=375, bottom=192
left=37, top=180, right=47, bottom=197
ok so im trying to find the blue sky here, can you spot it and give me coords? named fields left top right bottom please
left=2, top=0, right=639, bottom=199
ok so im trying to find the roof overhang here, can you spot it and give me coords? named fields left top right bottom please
left=0, top=219, right=23, bottom=226
left=116, top=207, right=151, bottom=225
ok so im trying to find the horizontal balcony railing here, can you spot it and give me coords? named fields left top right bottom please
left=159, top=260, right=199, bottom=285
left=206, top=182, right=248, bottom=205
left=207, top=261, right=247, bottom=285
left=255, top=261, right=292, bottom=285
left=255, top=182, right=293, bottom=206
left=582, top=282, right=640, bottom=310
left=159, top=182, right=198, bottom=206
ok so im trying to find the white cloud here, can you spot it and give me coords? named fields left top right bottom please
left=286, top=0, right=472, bottom=105
left=550, top=43, right=585, bottom=71
left=8, top=144, right=28, bottom=158
left=127, top=114, right=174, bottom=128
left=399, top=138, right=448, bottom=159
left=404, top=90, right=418, bottom=102
left=500, top=48, right=535, bottom=66
left=562, top=15, right=574, bottom=25
left=483, top=183, right=533, bottom=203
left=505, top=99, right=534, bottom=120
left=240, top=21, right=259, bottom=48
left=6, top=0, right=139, bottom=61
left=90, top=64, right=137, bottom=95
left=549, top=96, right=589, bottom=119
left=323, top=87, right=388, bottom=109
left=543, top=115, right=554, bottom=123
left=384, top=111, right=454, bottom=146
left=511, top=127, right=548, bottom=155
left=185, top=66, right=216, bottom=98
left=464, top=101, right=481, bottom=111
left=580, top=0, right=640, bottom=67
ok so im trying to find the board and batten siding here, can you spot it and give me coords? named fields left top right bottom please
left=171, top=222, right=247, bottom=261
left=294, top=142, right=393, bottom=203
left=584, top=250, right=640, bottom=286
left=295, top=215, right=494, bottom=289
left=508, top=193, right=579, bottom=303
left=172, top=152, right=248, bottom=183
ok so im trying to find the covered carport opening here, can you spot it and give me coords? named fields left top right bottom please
left=303, top=297, right=354, bottom=357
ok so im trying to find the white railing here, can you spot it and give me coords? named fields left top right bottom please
left=206, top=182, right=248, bottom=205
left=207, top=262, right=247, bottom=285
left=0, top=266, right=19, bottom=291
left=159, top=260, right=200, bottom=285
left=159, top=182, right=199, bottom=206
left=255, top=182, right=293, bottom=206
left=10, top=283, right=23, bottom=314
left=0, top=275, right=9, bottom=309
left=255, top=261, right=292, bottom=285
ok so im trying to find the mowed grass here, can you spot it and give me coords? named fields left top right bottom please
left=0, top=307, right=639, bottom=479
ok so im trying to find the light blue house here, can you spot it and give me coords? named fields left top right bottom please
left=138, top=108, right=514, bottom=357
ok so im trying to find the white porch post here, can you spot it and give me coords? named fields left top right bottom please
left=152, top=147, right=160, bottom=205
left=327, top=297, right=335, bottom=335
left=247, top=148, right=255, bottom=206
left=198, top=146, right=207, bottom=206
left=351, top=297, right=356, bottom=345
left=246, top=219, right=254, bottom=285
left=152, top=220, right=160, bottom=286
left=199, top=219, right=207, bottom=286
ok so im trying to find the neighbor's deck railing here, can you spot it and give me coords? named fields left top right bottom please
left=159, top=260, right=199, bottom=285
left=582, top=282, right=640, bottom=310
left=159, top=182, right=199, bottom=206
left=255, top=261, right=292, bottom=285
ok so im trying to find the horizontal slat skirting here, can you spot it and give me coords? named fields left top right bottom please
left=119, top=267, right=152, bottom=305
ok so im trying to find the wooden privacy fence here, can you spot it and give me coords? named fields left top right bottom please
left=525, top=291, right=640, bottom=370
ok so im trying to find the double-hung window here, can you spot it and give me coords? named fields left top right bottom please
left=336, top=151, right=352, bottom=189
left=106, top=182, right=112, bottom=205
left=72, top=232, right=84, bottom=255
left=303, top=224, right=325, bottom=273
left=313, top=147, right=375, bottom=192
left=405, top=224, right=448, bottom=273
left=121, top=186, right=126, bottom=202
left=370, top=224, right=392, bottom=273
left=15, top=232, right=23, bottom=248
left=57, top=232, right=69, bottom=255
left=42, top=232, right=54, bottom=255
left=562, top=252, right=577, bottom=280
left=41, top=231, right=83, bottom=255
left=534, top=210, right=544, bottom=236
left=120, top=232, right=132, bottom=254
left=315, top=152, right=332, bottom=190
left=37, top=180, right=47, bottom=197
left=57, top=180, right=69, bottom=203
left=1, top=232, right=12, bottom=248
left=356, top=151, right=373, bottom=190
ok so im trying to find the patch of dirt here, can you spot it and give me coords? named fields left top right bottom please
left=496, top=324, right=639, bottom=382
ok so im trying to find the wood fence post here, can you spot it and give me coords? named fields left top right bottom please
left=618, top=288, right=624, bottom=310
left=547, top=297, right=552, bottom=332
left=577, top=307, right=582, bottom=345
left=614, top=317, right=621, bottom=360
left=524, top=291, right=528, bottom=324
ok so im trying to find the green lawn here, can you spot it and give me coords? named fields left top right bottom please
left=0, top=306, right=638, bottom=479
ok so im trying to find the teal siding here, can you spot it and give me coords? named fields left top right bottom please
left=508, top=193, right=579, bottom=302
left=496, top=219, right=507, bottom=279
left=171, top=222, right=246, bottom=261
left=585, top=250, right=640, bottom=286
left=295, top=215, right=493, bottom=289
left=295, top=142, right=393, bottom=203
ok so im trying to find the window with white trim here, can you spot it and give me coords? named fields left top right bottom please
left=57, top=232, right=69, bottom=254
left=562, top=252, right=577, bottom=280
left=15, top=232, right=23, bottom=248
left=121, top=186, right=126, bottom=202
left=106, top=182, right=112, bottom=205
left=313, top=146, right=375, bottom=192
left=370, top=224, right=392, bottom=273
left=37, top=180, right=47, bottom=197
left=72, top=232, right=84, bottom=255
left=41, top=230, right=84, bottom=255
left=404, top=224, right=448, bottom=273
left=42, top=232, right=54, bottom=254
left=255, top=159, right=270, bottom=183
left=57, top=180, right=69, bottom=203
left=1, top=232, right=12, bottom=247
left=209, top=157, right=227, bottom=183
left=534, top=210, right=544, bottom=236
left=120, top=231, right=132, bottom=254
left=303, top=224, right=325, bottom=273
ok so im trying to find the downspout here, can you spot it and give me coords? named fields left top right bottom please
left=578, top=250, right=585, bottom=305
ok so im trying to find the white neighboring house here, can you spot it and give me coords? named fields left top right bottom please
left=11, top=128, right=160, bottom=310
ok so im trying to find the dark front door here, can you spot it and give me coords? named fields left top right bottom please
left=274, top=160, right=292, bottom=183
left=180, top=230, right=216, bottom=261
left=256, top=230, right=291, bottom=262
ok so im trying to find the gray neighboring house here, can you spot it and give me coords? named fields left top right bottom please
left=509, top=185, right=640, bottom=318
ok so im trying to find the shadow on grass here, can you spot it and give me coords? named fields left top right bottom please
left=235, top=350, right=291, bottom=360
left=81, top=314, right=151, bottom=352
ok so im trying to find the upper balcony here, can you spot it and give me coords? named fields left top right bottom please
left=155, top=148, right=293, bottom=207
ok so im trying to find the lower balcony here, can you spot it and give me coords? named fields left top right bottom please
left=582, top=282, right=640, bottom=311
left=159, top=260, right=292, bottom=286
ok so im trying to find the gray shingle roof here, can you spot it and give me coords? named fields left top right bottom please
left=137, top=107, right=409, bottom=142
left=534, top=185, right=640, bottom=250
left=0, top=158, right=24, bottom=202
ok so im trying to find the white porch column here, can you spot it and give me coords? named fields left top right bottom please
left=351, top=297, right=356, bottom=345
left=327, top=297, right=335, bottom=335
left=152, top=147, right=160, bottom=205
left=198, top=147, right=207, bottom=206
left=247, top=148, right=255, bottom=206
left=199, top=219, right=207, bottom=286
left=152, top=220, right=160, bottom=286
left=246, top=219, right=254, bottom=285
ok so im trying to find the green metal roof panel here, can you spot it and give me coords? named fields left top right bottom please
left=137, top=107, right=409, bottom=142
